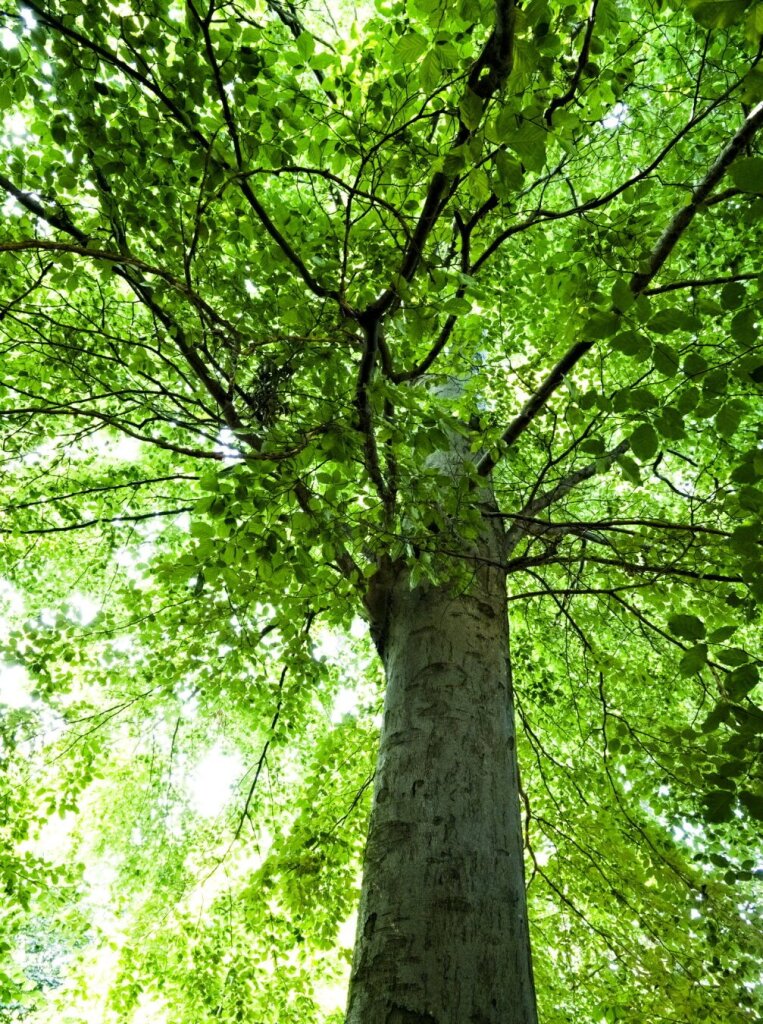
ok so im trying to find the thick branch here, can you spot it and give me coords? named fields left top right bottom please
left=354, top=318, right=392, bottom=505
left=475, top=341, right=592, bottom=475
left=393, top=215, right=472, bottom=382
left=631, top=101, right=763, bottom=291
left=467, top=0, right=516, bottom=98
left=188, top=0, right=244, bottom=166
left=0, top=172, right=89, bottom=243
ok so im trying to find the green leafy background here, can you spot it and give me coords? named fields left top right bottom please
left=0, top=0, right=761, bottom=1020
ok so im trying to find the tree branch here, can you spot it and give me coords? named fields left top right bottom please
left=503, top=441, right=629, bottom=553
left=472, top=80, right=752, bottom=275
left=476, top=100, right=763, bottom=477
left=365, top=0, right=517, bottom=319
left=544, top=0, right=599, bottom=126
left=2, top=475, right=198, bottom=513
left=506, top=551, right=743, bottom=584
left=475, top=341, right=593, bottom=475
left=632, top=101, right=763, bottom=290
left=496, top=515, right=729, bottom=537
left=1, top=506, right=192, bottom=535
left=0, top=239, right=241, bottom=338
left=233, top=665, right=286, bottom=842
left=644, top=272, right=759, bottom=295
left=0, top=172, right=89, bottom=243
left=354, top=318, right=393, bottom=507
left=19, top=0, right=339, bottom=302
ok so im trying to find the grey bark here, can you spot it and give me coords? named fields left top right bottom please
left=347, top=511, right=537, bottom=1024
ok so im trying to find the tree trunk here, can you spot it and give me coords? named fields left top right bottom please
left=347, top=513, right=537, bottom=1024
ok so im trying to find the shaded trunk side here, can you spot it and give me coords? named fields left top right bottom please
left=347, top=515, right=537, bottom=1024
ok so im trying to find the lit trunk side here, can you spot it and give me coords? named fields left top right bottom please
left=347, top=512, right=537, bottom=1024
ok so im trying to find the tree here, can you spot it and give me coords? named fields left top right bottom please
left=0, top=0, right=762, bottom=1020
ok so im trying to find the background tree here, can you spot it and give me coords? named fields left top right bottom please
left=0, top=0, right=762, bottom=1021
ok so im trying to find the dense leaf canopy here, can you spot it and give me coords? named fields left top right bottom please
left=0, top=0, right=762, bottom=1020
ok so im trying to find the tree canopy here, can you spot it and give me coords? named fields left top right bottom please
left=0, top=0, right=762, bottom=1020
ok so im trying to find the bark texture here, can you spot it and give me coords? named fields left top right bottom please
left=347, top=513, right=537, bottom=1024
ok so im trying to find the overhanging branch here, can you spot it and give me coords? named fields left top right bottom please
left=1, top=506, right=193, bottom=535
left=644, top=272, right=759, bottom=295
left=476, top=100, right=763, bottom=477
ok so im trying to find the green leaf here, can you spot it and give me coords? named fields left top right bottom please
left=493, top=151, right=523, bottom=196
left=716, top=647, right=749, bottom=667
left=585, top=311, right=620, bottom=339
left=687, top=0, right=751, bottom=28
left=494, top=103, right=515, bottom=139
left=629, top=423, right=658, bottom=460
left=682, top=351, right=707, bottom=377
left=652, top=342, right=680, bottom=376
left=720, top=282, right=746, bottom=309
left=617, top=453, right=642, bottom=484
left=668, top=614, right=706, bottom=641
left=395, top=32, right=428, bottom=63
left=715, top=402, right=744, bottom=439
left=611, top=330, right=650, bottom=359
left=208, top=497, right=227, bottom=517
left=679, top=644, right=708, bottom=675
left=443, top=297, right=471, bottom=315
left=419, top=49, right=441, bottom=93
left=648, top=308, right=700, bottom=334
left=730, top=308, right=757, bottom=344
left=738, top=790, right=763, bottom=820
left=611, top=278, right=634, bottom=312
left=442, top=150, right=467, bottom=176
left=749, top=2, right=763, bottom=34
left=730, top=156, right=763, bottom=193
left=656, top=406, right=685, bottom=440
left=504, top=113, right=547, bottom=172
left=295, top=32, right=315, bottom=60
left=709, top=852, right=730, bottom=867
left=726, top=663, right=759, bottom=700
left=701, top=788, right=735, bottom=823
left=708, top=625, right=737, bottom=643
left=624, top=388, right=658, bottom=411
left=50, top=119, right=68, bottom=146
left=701, top=702, right=732, bottom=732
left=459, top=89, right=483, bottom=130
